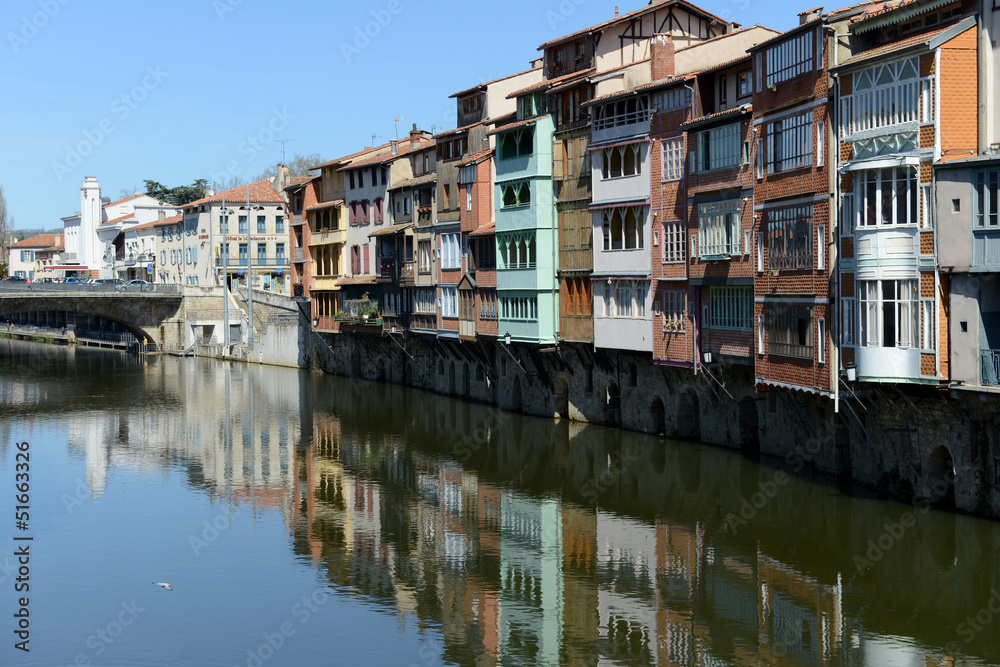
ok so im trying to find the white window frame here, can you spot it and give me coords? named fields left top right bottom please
left=709, top=286, right=753, bottom=330
left=767, top=111, right=813, bottom=173
left=699, top=123, right=741, bottom=172
left=441, top=286, right=458, bottom=318
left=441, top=232, right=462, bottom=270
left=662, top=137, right=684, bottom=181
left=697, top=200, right=741, bottom=258
left=856, top=167, right=918, bottom=228
left=766, top=30, right=813, bottom=86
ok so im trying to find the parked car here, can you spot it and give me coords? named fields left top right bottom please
left=2, top=276, right=26, bottom=282
left=126, top=279, right=152, bottom=286
left=94, top=278, right=125, bottom=286
left=64, top=277, right=85, bottom=284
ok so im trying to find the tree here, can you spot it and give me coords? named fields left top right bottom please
left=255, top=152, right=323, bottom=182
left=143, top=179, right=211, bottom=206
left=0, top=184, right=10, bottom=275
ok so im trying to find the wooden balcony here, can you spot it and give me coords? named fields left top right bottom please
left=312, top=275, right=342, bottom=291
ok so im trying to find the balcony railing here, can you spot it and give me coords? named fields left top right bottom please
left=840, top=76, right=934, bottom=138
left=379, top=258, right=397, bottom=281
left=982, top=349, right=1000, bottom=386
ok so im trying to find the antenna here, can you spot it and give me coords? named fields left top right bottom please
left=275, top=139, right=292, bottom=164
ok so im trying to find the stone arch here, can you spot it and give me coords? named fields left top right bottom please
left=462, top=362, right=471, bottom=397
left=403, top=362, right=413, bottom=386
left=351, top=344, right=362, bottom=376
left=553, top=377, right=569, bottom=420
left=511, top=376, right=523, bottom=413
left=925, top=446, right=956, bottom=509
left=448, top=361, right=456, bottom=396
left=738, top=396, right=760, bottom=454
left=649, top=396, right=666, bottom=436
left=677, top=390, right=700, bottom=441
left=375, top=358, right=387, bottom=383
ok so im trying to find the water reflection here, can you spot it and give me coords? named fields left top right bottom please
left=1, top=339, right=998, bottom=666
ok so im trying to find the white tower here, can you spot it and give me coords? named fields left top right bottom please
left=80, top=176, right=102, bottom=272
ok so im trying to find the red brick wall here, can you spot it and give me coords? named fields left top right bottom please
left=295, top=181, right=319, bottom=299
left=938, top=27, right=979, bottom=162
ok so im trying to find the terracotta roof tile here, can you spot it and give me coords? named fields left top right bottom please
left=100, top=212, right=138, bottom=226
left=153, top=215, right=183, bottom=228
left=459, top=149, right=495, bottom=167
left=538, top=0, right=730, bottom=50
left=486, top=117, right=539, bottom=137
left=507, top=67, right=595, bottom=99
left=433, top=120, right=485, bottom=139
left=468, top=223, right=496, bottom=237
left=10, top=234, right=59, bottom=249
left=836, top=20, right=957, bottom=68
left=336, top=139, right=436, bottom=172
left=310, top=142, right=395, bottom=170
left=304, top=200, right=345, bottom=213
left=680, top=103, right=752, bottom=129
left=336, top=276, right=378, bottom=286
left=449, top=66, right=542, bottom=99
left=488, top=112, right=517, bottom=126
left=182, top=178, right=284, bottom=208
left=584, top=73, right=694, bottom=107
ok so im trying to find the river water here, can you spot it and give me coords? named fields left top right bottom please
left=1, top=339, right=998, bottom=667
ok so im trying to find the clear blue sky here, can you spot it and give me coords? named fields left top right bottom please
left=0, top=0, right=798, bottom=233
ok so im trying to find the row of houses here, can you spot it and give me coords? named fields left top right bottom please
left=8, top=174, right=293, bottom=294
left=289, top=0, right=1000, bottom=396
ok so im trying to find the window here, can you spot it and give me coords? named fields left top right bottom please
left=497, top=232, right=536, bottom=269
left=921, top=299, right=935, bottom=350
left=502, top=295, right=538, bottom=321
left=699, top=123, right=740, bottom=171
left=859, top=279, right=920, bottom=348
left=768, top=304, right=814, bottom=359
left=818, top=318, right=826, bottom=364
left=593, top=96, right=651, bottom=130
left=466, top=184, right=472, bottom=211
left=841, top=57, right=925, bottom=137
left=718, top=74, right=727, bottom=107
left=275, top=216, right=284, bottom=233
left=816, top=120, right=825, bottom=165
left=500, top=181, right=531, bottom=208
left=161, top=250, right=166, bottom=265
left=520, top=93, right=547, bottom=119
left=415, top=289, right=436, bottom=313
left=418, top=240, right=432, bottom=274
left=767, top=205, right=813, bottom=270
left=857, top=167, right=918, bottom=227
left=767, top=112, right=812, bottom=173
left=441, top=286, right=458, bottom=318
left=975, top=169, right=1000, bottom=229
left=257, top=216, right=266, bottom=234
left=710, top=287, right=752, bottom=329
left=662, top=137, right=684, bottom=181
left=349, top=172, right=355, bottom=189
left=842, top=297, right=856, bottom=346
left=441, top=232, right=462, bottom=270
left=358, top=170, right=364, bottom=188
left=562, top=277, right=592, bottom=316
left=601, top=206, right=645, bottom=251
left=738, top=69, right=752, bottom=97
left=765, top=30, right=813, bottom=86
left=601, top=143, right=643, bottom=179
left=661, top=291, right=686, bottom=330
left=758, top=313, right=765, bottom=354
left=697, top=200, right=741, bottom=258
left=480, top=289, right=498, bottom=319
left=275, top=243, right=285, bottom=261
left=498, top=127, right=534, bottom=160
left=651, top=88, right=689, bottom=111
left=238, top=216, right=248, bottom=234
left=615, top=282, right=633, bottom=318
left=662, top=219, right=684, bottom=263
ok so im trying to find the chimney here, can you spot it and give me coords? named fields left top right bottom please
left=409, top=123, right=420, bottom=148
left=651, top=34, right=675, bottom=81
left=274, top=163, right=290, bottom=193
left=391, top=140, right=398, bottom=156
left=158, top=210, right=166, bottom=222
left=615, top=6, right=619, bottom=18
left=798, top=6, right=823, bottom=24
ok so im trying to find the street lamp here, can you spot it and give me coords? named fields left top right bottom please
left=504, top=331, right=511, bottom=346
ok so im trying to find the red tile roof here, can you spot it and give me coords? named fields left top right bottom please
left=10, top=234, right=61, bottom=249
left=836, top=20, right=958, bottom=67
left=154, top=215, right=183, bottom=228
left=101, top=194, right=143, bottom=209
left=538, top=0, right=730, bottom=50
left=182, top=178, right=284, bottom=208
left=459, top=149, right=495, bottom=167
left=449, top=66, right=542, bottom=99
left=304, top=200, right=345, bottom=213
left=584, top=73, right=695, bottom=107
left=336, top=139, right=436, bottom=172
left=310, top=143, right=395, bottom=170
left=488, top=112, right=517, bottom=126
left=507, top=67, right=595, bottom=99
left=337, top=276, right=378, bottom=286
left=487, top=117, right=539, bottom=137
left=468, top=223, right=496, bottom=237
left=680, top=103, right=752, bottom=129
left=433, top=120, right=485, bottom=139
left=100, top=212, right=138, bottom=226
left=131, top=215, right=182, bottom=231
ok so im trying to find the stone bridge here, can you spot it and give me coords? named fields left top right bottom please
left=0, top=286, right=233, bottom=350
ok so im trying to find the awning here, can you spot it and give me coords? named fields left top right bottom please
left=368, top=223, right=414, bottom=238
left=842, top=155, right=920, bottom=172
left=51, top=266, right=91, bottom=272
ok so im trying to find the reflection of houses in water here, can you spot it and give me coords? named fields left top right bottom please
left=500, top=492, right=564, bottom=666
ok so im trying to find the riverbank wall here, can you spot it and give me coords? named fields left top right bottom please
left=305, top=328, right=1000, bottom=520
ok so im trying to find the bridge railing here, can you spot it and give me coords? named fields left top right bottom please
left=0, top=283, right=182, bottom=294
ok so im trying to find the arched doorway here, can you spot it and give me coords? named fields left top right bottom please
left=738, top=397, right=760, bottom=454
left=677, top=390, right=700, bottom=441
left=926, top=446, right=956, bottom=509
left=607, top=382, right=621, bottom=426
left=649, top=396, right=666, bottom=436
left=511, top=376, right=523, bottom=413
left=553, top=378, right=569, bottom=420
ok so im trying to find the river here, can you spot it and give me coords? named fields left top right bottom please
left=1, top=339, right=998, bottom=666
